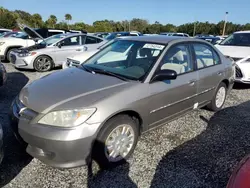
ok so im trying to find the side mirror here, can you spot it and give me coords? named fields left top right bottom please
left=84, top=46, right=88, bottom=51
left=151, top=69, right=177, bottom=82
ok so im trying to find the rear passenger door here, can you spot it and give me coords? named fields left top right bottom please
left=192, top=43, right=225, bottom=106
left=148, top=43, right=198, bottom=127
left=84, top=36, right=103, bottom=50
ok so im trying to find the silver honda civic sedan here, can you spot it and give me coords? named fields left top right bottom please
left=10, top=36, right=234, bottom=169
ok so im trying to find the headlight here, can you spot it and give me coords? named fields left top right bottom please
left=241, top=58, right=250, bottom=63
left=0, top=42, right=5, bottom=46
left=38, top=108, right=96, bottom=127
left=17, top=51, right=37, bottom=57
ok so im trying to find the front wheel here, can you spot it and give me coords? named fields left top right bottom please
left=34, top=55, right=54, bottom=72
left=207, top=82, right=227, bottom=111
left=92, top=115, right=139, bottom=169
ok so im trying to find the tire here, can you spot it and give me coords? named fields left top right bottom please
left=34, top=55, right=54, bottom=72
left=207, top=82, right=227, bottom=112
left=6, top=48, right=18, bottom=62
left=92, top=115, right=139, bottom=169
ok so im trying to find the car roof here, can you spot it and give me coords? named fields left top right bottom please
left=119, top=35, right=204, bottom=44
left=234, top=30, right=250, bottom=34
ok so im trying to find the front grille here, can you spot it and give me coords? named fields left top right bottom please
left=10, top=54, right=16, bottom=64
left=14, top=98, right=38, bottom=120
left=235, top=66, right=243, bottom=78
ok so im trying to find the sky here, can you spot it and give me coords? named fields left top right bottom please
left=1, top=0, right=250, bottom=25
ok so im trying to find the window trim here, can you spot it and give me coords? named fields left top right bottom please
left=153, top=42, right=195, bottom=78
left=85, top=36, right=98, bottom=44
left=191, top=42, right=222, bottom=71
left=59, top=36, right=81, bottom=47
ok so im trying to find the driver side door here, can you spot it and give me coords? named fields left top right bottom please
left=147, top=43, right=198, bottom=128
left=54, top=36, right=84, bottom=65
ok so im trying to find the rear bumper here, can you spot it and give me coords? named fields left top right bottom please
left=235, top=63, right=250, bottom=84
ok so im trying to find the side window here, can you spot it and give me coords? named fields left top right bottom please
left=96, top=38, right=103, bottom=43
left=85, top=36, right=97, bottom=44
left=193, top=44, right=220, bottom=69
left=160, top=44, right=193, bottom=75
left=61, top=36, right=80, bottom=46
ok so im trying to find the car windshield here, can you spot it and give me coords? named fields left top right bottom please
left=15, top=32, right=29, bottom=39
left=105, top=33, right=128, bottom=40
left=42, top=34, right=66, bottom=46
left=220, top=33, right=250, bottom=46
left=82, top=40, right=166, bottom=81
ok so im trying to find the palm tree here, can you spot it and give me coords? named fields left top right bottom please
left=49, top=15, right=57, bottom=28
left=65, top=14, right=72, bottom=29
left=32, top=13, right=42, bottom=28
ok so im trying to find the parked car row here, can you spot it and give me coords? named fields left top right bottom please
left=8, top=28, right=106, bottom=72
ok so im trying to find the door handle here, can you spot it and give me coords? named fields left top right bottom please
left=188, top=80, right=196, bottom=86
left=217, top=71, right=222, bottom=76
left=76, top=48, right=82, bottom=51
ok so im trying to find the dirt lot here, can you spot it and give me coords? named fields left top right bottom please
left=1, top=63, right=250, bottom=188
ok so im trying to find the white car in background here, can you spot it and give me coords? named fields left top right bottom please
left=0, top=25, right=69, bottom=61
left=63, top=37, right=128, bottom=69
left=10, top=29, right=106, bottom=72
left=216, top=31, right=250, bottom=84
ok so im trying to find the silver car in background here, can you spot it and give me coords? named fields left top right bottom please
left=10, top=36, right=234, bottom=169
left=10, top=32, right=106, bottom=72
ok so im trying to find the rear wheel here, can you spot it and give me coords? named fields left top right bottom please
left=34, top=55, right=54, bottom=72
left=92, top=115, right=139, bottom=169
left=207, top=82, right=227, bottom=111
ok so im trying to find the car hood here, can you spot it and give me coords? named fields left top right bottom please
left=15, top=43, right=47, bottom=53
left=18, top=23, right=43, bottom=40
left=215, top=44, right=250, bottom=59
left=19, top=68, right=128, bottom=113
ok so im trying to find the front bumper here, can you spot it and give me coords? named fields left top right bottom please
left=9, top=52, right=35, bottom=70
left=9, top=99, right=101, bottom=169
left=235, top=64, right=250, bottom=84
left=0, top=124, right=3, bottom=164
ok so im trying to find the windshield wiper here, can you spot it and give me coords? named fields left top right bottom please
left=92, top=69, right=129, bottom=81
left=81, top=65, right=93, bottom=73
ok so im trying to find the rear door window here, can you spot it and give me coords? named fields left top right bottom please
left=193, top=43, right=221, bottom=69
left=85, top=36, right=97, bottom=44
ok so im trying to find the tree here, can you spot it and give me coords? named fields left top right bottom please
left=32, top=13, right=43, bottom=28
left=47, top=15, right=57, bottom=28
left=130, top=18, right=149, bottom=33
left=65, top=14, right=72, bottom=29
left=0, top=10, right=16, bottom=28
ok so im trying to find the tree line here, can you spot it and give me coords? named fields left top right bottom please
left=1, top=6, right=250, bottom=36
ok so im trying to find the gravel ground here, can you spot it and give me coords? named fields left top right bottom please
left=1, top=63, right=250, bottom=188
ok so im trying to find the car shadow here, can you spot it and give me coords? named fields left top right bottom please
left=0, top=72, right=32, bottom=187
left=150, top=101, right=250, bottom=188
left=233, top=82, right=250, bottom=90
left=86, top=141, right=137, bottom=188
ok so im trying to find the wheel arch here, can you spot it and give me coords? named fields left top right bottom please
left=95, top=110, right=144, bottom=139
left=221, top=79, right=229, bottom=88
left=5, top=46, right=23, bottom=56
